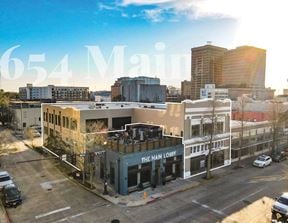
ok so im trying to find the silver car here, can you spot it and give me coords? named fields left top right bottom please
left=0, top=171, right=13, bottom=190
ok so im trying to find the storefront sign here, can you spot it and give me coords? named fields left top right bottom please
left=141, top=151, right=177, bottom=163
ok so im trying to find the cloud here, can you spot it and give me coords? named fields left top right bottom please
left=121, top=0, right=288, bottom=91
left=144, top=8, right=164, bottom=22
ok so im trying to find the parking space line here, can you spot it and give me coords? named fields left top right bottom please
left=192, top=200, right=226, bottom=216
left=35, top=206, right=71, bottom=219
left=51, top=204, right=110, bottom=223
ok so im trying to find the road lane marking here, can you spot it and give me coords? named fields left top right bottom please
left=192, top=200, right=226, bottom=216
left=40, top=179, right=68, bottom=190
left=35, top=206, right=71, bottom=219
left=221, top=187, right=265, bottom=211
left=51, top=204, right=110, bottom=223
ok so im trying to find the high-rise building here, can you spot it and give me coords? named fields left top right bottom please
left=19, top=84, right=89, bottom=101
left=111, top=76, right=166, bottom=103
left=220, top=46, right=266, bottom=88
left=190, top=43, right=227, bottom=100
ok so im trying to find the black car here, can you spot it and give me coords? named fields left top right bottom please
left=2, top=184, right=22, bottom=208
left=272, top=152, right=287, bottom=162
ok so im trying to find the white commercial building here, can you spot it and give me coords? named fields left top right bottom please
left=200, top=84, right=229, bottom=100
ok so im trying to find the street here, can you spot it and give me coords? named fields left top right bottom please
left=1, top=135, right=288, bottom=223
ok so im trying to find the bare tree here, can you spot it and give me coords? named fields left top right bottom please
left=237, top=95, right=248, bottom=168
left=81, top=121, right=108, bottom=186
left=206, top=98, right=217, bottom=179
left=0, top=130, right=13, bottom=155
left=270, top=100, right=283, bottom=155
left=270, top=100, right=288, bottom=155
left=24, top=127, right=35, bottom=148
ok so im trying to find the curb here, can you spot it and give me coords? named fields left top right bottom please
left=65, top=175, right=115, bottom=205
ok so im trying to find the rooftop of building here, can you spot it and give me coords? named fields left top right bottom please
left=44, top=102, right=167, bottom=111
left=44, top=98, right=231, bottom=111
left=90, top=124, right=183, bottom=154
left=20, top=84, right=89, bottom=89
left=231, top=120, right=271, bottom=129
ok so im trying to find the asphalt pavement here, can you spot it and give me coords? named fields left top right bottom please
left=1, top=134, right=287, bottom=223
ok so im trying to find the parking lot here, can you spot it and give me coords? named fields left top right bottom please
left=0, top=136, right=131, bottom=223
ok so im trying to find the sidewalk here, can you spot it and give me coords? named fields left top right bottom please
left=74, top=176, right=201, bottom=207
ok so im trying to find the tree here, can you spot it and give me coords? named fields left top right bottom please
left=84, top=121, right=108, bottom=187
left=24, top=127, right=35, bottom=148
left=0, top=89, right=12, bottom=126
left=44, top=134, right=68, bottom=155
left=0, top=130, right=13, bottom=155
left=237, top=95, right=248, bottom=168
left=206, top=98, right=217, bottom=179
left=270, top=100, right=288, bottom=154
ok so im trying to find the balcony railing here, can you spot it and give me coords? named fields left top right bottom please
left=106, top=137, right=182, bottom=154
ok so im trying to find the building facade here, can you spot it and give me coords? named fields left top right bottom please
left=186, top=44, right=273, bottom=100
left=220, top=46, right=266, bottom=88
left=191, top=44, right=227, bottom=100
left=111, top=76, right=166, bottom=103
left=10, top=101, right=41, bottom=130
left=19, top=84, right=89, bottom=101
left=181, top=80, right=192, bottom=99
left=42, top=99, right=231, bottom=194
left=200, top=84, right=229, bottom=100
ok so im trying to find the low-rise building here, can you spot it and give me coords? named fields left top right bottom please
left=10, top=101, right=41, bottom=130
left=42, top=99, right=231, bottom=194
left=231, top=120, right=288, bottom=160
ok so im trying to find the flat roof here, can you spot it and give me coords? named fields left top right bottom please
left=44, top=102, right=167, bottom=111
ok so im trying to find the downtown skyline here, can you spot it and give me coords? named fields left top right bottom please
left=1, top=0, right=287, bottom=93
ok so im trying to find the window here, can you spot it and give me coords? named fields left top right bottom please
left=63, top=116, right=66, bottom=127
left=192, top=124, right=200, bottom=136
left=203, top=123, right=213, bottom=135
left=196, top=145, right=200, bottom=152
left=216, top=122, right=224, bottom=134
left=66, top=117, right=69, bottom=128
left=193, top=147, right=196, bottom=153
left=112, top=117, right=131, bottom=130
left=86, top=118, right=108, bottom=132
left=71, top=118, right=77, bottom=130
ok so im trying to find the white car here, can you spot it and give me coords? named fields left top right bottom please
left=272, top=193, right=288, bottom=218
left=253, top=155, right=272, bottom=168
left=0, top=171, right=13, bottom=189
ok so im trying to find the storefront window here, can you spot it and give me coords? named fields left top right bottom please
left=128, top=165, right=138, bottom=187
left=140, top=162, right=151, bottom=184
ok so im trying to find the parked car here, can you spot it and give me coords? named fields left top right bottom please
left=272, top=193, right=288, bottom=218
left=0, top=171, right=13, bottom=190
left=2, top=184, right=22, bottom=208
left=253, top=155, right=272, bottom=168
left=273, top=152, right=287, bottom=162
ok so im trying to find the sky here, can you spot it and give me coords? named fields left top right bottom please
left=0, top=0, right=287, bottom=93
